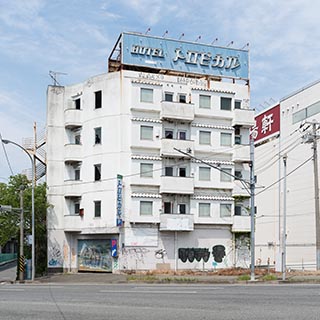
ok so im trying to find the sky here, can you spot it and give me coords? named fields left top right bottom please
left=0, top=0, right=320, bottom=181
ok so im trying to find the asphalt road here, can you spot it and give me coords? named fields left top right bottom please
left=0, top=283, right=320, bottom=320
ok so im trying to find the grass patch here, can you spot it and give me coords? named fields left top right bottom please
left=237, top=274, right=250, bottom=281
left=261, top=274, right=277, bottom=281
left=127, top=275, right=158, bottom=282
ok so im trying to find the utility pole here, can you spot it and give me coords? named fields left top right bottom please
left=19, top=186, right=25, bottom=282
left=282, top=155, right=287, bottom=280
left=302, top=121, right=320, bottom=270
left=249, top=136, right=255, bottom=281
left=311, top=122, right=320, bottom=269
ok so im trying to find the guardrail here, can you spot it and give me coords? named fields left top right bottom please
left=0, top=253, right=17, bottom=264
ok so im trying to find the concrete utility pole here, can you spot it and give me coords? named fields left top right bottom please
left=282, top=155, right=287, bottom=280
left=19, top=186, right=24, bottom=282
left=249, top=137, right=255, bottom=281
left=303, top=121, right=320, bottom=270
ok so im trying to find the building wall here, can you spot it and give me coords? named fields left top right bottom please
left=46, top=69, right=253, bottom=273
left=255, top=80, right=320, bottom=270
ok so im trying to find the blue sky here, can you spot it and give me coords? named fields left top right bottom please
left=0, top=0, right=320, bottom=180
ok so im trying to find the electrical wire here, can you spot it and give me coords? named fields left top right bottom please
left=255, top=155, right=313, bottom=197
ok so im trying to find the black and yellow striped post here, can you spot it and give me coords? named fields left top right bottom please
left=19, top=255, right=25, bottom=281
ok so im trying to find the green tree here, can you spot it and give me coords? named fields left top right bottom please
left=0, top=174, right=49, bottom=275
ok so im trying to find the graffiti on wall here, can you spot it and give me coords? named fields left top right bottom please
left=121, top=247, right=150, bottom=270
left=48, top=244, right=63, bottom=267
left=178, top=245, right=226, bottom=263
left=78, top=239, right=112, bottom=272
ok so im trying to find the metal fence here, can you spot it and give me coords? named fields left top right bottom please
left=0, top=253, right=17, bottom=264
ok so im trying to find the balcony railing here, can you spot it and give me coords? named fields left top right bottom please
left=232, top=109, right=255, bottom=127
left=64, top=144, right=83, bottom=162
left=161, top=138, right=194, bottom=157
left=64, top=214, right=82, bottom=232
left=232, top=215, right=251, bottom=232
left=160, top=213, right=194, bottom=231
left=160, top=176, right=194, bottom=194
left=233, top=144, right=250, bottom=162
left=64, top=108, right=83, bottom=128
left=160, top=101, right=194, bottom=121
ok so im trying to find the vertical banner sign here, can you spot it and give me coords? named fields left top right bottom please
left=116, top=174, right=123, bottom=227
left=111, top=239, right=118, bottom=257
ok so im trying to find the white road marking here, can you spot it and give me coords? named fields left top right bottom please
left=100, top=290, right=197, bottom=294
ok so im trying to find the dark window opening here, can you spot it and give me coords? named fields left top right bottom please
left=179, top=94, right=187, bottom=103
left=94, top=201, right=101, bottom=218
left=95, top=91, right=102, bottom=109
left=179, top=204, right=186, bottom=214
left=95, top=127, right=101, bottom=144
left=75, top=168, right=80, bottom=181
left=179, top=131, right=186, bottom=140
left=164, top=202, right=172, bottom=214
left=235, top=135, right=241, bottom=145
left=94, top=164, right=101, bottom=181
left=235, top=206, right=242, bottom=216
left=75, top=134, right=81, bottom=145
left=75, top=98, right=81, bottom=110
left=74, top=203, right=80, bottom=215
left=165, top=130, right=173, bottom=139
left=165, top=167, right=174, bottom=176
left=235, top=100, right=241, bottom=109
left=179, top=167, right=186, bottom=177
left=221, top=97, right=232, bottom=110
left=165, top=93, right=173, bottom=102
left=235, top=171, right=242, bottom=179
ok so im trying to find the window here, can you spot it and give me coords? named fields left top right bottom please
left=199, top=131, right=211, bottom=145
left=235, top=205, right=242, bottom=216
left=235, top=100, right=241, bottom=109
left=95, top=127, right=102, bottom=144
left=140, top=88, right=153, bottom=103
left=179, top=94, right=187, bottom=103
left=221, top=168, right=232, bottom=182
left=179, top=167, right=186, bottom=177
left=235, top=135, right=242, bottom=145
left=178, top=131, right=186, bottom=140
left=140, top=125, right=153, bottom=140
left=165, top=92, right=173, bottom=102
left=199, top=167, right=210, bottom=181
left=140, top=201, right=153, bottom=216
left=140, top=163, right=153, bottom=178
left=178, top=204, right=186, bottom=214
left=75, top=98, right=81, bottom=110
left=165, top=129, right=173, bottom=139
left=221, top=97, right=232, bottom=110
left=199, top=95, right=211, bottom=109
left=94, top=201, right=101, bottom=218
left=235, top=171, right=242, bottom=179
left=74, top=202, right=80, bottom=215
left=95, top=91, right=102, bottom=109
left=75, top=134, right=81, bottom=145
left=165, top=167, right=174, bottom=176
left=94, top=164, right=101, bottom=181
left=220, top=204, right=232, bottom=217
left=75, top=167, right=80, bottom=181
left=199, top=203, right=210, bottom=217
left=221, top=133, right=232, bottom=146
left=164, top=202, right=172, bottom=214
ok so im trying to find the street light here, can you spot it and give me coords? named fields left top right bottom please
left=2, top=139, right=35, bottom=281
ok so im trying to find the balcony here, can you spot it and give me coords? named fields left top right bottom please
left=64, top=214, right=82, bottom=232
left=160, top=176, right=194, bottom=194
left=232, top=180, right=250, bottom=197
left=232, top=215, right=251, bottom=232
left=160, top=101, right=194, bottom=122
left=64, top=144, right=83, bottom=162
left=233, top=145, right=250, bottom=162
left=161, top=138, right=194, bottom=158
left=160, top=213, right=194, bottom=231
left=232, top=109, right=255, bottom=127
left=64, top=181, right=82, bottom=198
left=64, top=109, right=83, bottom=128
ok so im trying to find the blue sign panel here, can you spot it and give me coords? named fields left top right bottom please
left=111, top=239, right=117, bottom=257
left=122, top=33, right=249, bottom=79
left=116, top=174, right=123, bottom=227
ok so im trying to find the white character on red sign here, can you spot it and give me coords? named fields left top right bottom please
left=250, top=121, right=258, bottom=139
left=261, top=113, right=274, bottom=134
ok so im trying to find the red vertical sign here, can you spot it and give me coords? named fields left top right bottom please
left=251, top=104, right=280, bottom=143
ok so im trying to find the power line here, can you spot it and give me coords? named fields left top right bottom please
left=255, top=155, right=313, bottom=197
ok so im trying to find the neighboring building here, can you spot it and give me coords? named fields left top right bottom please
left=46, top=32, right=254, bottom=273
left=254, top=80, right=320, bottom=270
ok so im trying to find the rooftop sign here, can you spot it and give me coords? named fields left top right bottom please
left=121, top=33, right=249, bottom=79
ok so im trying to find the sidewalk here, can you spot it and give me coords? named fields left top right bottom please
left=35, top=270, right=320, bottom=285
